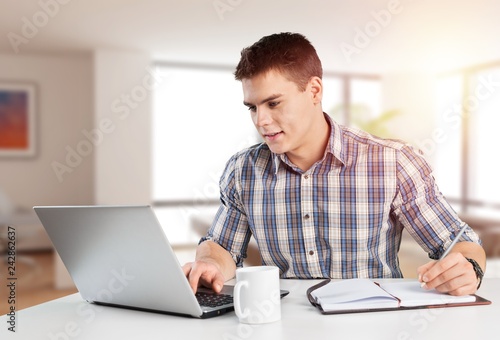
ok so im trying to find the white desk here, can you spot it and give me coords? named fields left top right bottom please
left=2, top=279, right=498, bottom=339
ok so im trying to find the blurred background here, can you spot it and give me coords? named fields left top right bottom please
left=1, top=0, right=500, bottom=314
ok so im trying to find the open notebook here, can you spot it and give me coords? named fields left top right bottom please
left=307, top=279, right=491, bottom=314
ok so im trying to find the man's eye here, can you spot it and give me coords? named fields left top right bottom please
left=269, top=101, right=279, bottom=108
left=247, top=106, right=256, bottom=112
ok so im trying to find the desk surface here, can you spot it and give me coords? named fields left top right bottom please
left=2, top=279, right=498, bottom=339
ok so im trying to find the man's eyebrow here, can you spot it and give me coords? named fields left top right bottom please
left=243, top=94, right=282, bottom=107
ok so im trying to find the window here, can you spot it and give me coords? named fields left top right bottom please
left=435, top=64, right=500, bottom=219
left=153, top=65, right=258, bottom=202
left=322, top=77, right=344, bottom=123
left=434, top=75, right=463, bottom=202
left=323, top=75, right=383, bottom=135
left=468, top=67, right=500, bottom=218
left=152, top=64, right=258, bottom=244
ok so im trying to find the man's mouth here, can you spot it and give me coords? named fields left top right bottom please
left=263, top=131, right=282, bottom=141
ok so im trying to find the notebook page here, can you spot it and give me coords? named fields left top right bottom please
left=377, top=280, right=476, bottom=307
left=311, top=279, right=399, bottom=311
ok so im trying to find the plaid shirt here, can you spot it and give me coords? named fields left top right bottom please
left=202, top=114, right=481, bottom=279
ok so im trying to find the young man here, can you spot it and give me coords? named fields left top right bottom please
left=182, top=32, right=486, bottom=296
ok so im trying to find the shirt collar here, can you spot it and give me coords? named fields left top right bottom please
left=325, top=113, right=346, bottom=165
left=271, top=113, right=346, bottom=174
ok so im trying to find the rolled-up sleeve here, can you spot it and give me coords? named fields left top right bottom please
left=392, top=145, right=481, bottom=260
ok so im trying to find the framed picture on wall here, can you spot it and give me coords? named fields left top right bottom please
left=0, top=82, right=37, bottom=157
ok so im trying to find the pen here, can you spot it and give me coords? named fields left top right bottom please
left=438, top=223, right=469, bottom=261
left=420, top=223, right=469, bottom=287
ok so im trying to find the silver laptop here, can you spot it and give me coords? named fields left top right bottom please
left=34, top=205, right=287, bottom=318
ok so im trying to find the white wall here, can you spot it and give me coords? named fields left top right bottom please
left=0, top=52, right=94, bottom=209
left=93, top=50, right=152, bottom=205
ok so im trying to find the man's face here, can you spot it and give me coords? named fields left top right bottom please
left=242, top=69, right=321, bottom=157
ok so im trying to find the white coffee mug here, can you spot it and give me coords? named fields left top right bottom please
left=233, top=266, right=281, bottom=324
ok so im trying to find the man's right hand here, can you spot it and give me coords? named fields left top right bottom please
left=182, top=260, right=226, bottom=294
left=182, top=240, right=237, bottom=294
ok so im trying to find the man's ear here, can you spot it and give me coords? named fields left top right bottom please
left=308, top=76, right=323, bottom=104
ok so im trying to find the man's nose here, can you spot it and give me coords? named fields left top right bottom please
left=254, top=107, right=272, bottom=127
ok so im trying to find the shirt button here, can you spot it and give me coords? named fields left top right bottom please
left=304, top=214, right=310, bottom=219
left=309, top=250, right=314, bottom=256
left=304, top=175, right=309, bottom=179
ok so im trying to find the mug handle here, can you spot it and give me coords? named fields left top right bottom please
left=233, top=280, right=250, bottom=318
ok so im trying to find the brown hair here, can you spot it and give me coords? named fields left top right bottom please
left=234, top=32, right=323, bottom=91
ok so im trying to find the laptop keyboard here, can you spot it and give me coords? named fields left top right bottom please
left=196, top=292, right=233, bottom=308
